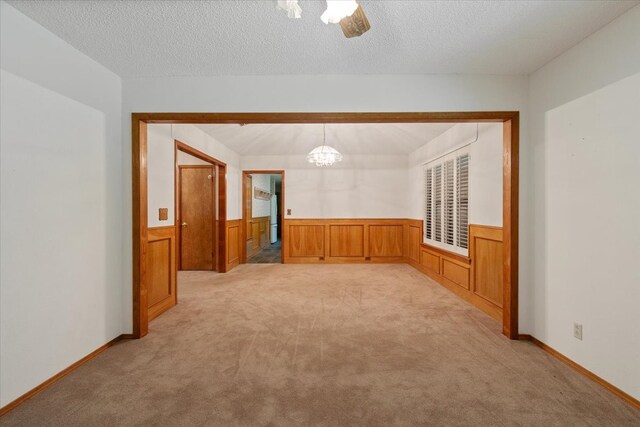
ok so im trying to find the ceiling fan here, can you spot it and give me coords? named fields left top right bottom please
left=277, top=0, right=371, bottom=38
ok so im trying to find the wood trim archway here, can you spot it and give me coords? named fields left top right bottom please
left=132, top=112, right=519, bottom=339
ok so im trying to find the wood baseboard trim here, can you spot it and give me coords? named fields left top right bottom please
left=0, top=334, right=132, bottom=417
left=519, top=334, right=640, bottom=410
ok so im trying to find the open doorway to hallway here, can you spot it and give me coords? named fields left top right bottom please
left=243, top=171, right=284, bottom=264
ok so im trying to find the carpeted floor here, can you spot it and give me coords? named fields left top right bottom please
left=2, top=264, right=638, bottom=426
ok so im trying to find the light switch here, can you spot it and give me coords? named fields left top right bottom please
left=159, top=208, right=168, bottom=221
left=287, top=209, right=292, bottom=216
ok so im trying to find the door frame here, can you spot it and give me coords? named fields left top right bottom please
left=132, top=112, right=518, bottom=339
left=241, top=170, right=285, bottom=264
left=175, top=140, right=227, bottom=275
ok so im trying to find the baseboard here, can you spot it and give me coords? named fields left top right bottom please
left=0, top=334, right=132, bottom=417
left=519, top=334, right=639, bottom=410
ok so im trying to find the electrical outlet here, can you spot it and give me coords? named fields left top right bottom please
left=287, top=209, right=292, bottom=216
left=573, top=323, right=583, bottom=340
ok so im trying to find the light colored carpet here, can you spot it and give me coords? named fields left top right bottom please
left=2, top=264, right=638, bottom=426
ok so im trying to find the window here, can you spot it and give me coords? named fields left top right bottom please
left=456, top=155, right=469, bottom=249
left=443, top=160, right=454, bottom=245
left=424, top=153, right=470, bottom=252
left=434, top=165, right=442, bottom=242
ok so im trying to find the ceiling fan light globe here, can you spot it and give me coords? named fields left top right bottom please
left=321, top=0, right=359, bottom=24
left=276, top=0, right=302, bottom=19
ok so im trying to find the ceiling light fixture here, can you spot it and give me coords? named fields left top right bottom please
left=320, top=0, right=358, bottom=24
left=277, top=0, right=370, bottom=38
left=276, top=0, right=302, bottom=19
left=321, top=0, right=370, bottom=38
left=307, top=125, right=343, bottom=167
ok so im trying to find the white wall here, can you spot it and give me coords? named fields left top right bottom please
left=250, top=174, right=272, bottom=218
left=408, top=122, right=504, bottom=253
left=146, top=124, right=241, bottom=228
left=527, top=5, right=640, bottom=400
left=0, top=1, right=122, bottom=407
left=177, top=150, right=210, bottom=166
left=147, top=124, right=175, bottom=227
left=241, top=155, right=409, bottom=218
left=122, top=75, right=528, bottom=335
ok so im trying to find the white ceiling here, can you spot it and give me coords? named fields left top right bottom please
left=196, top=123, right=456, bottom=155
left=7, top=1, right=637, bottom=77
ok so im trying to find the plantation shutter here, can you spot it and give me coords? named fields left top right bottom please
left=443, top=160, right=455, bottom=245
left=456, top=154, right=469, bottom=249
left=434, top=165, right=442, bottom=242
left=424, top=168, right=433, bottom=240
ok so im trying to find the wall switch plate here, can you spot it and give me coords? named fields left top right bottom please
left=158, top=208, right=168, bottom=221
left=573, top=323, right=583, bottom=340
left=287, top=209, right=292, bottom=216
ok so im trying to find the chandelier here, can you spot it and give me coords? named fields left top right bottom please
left=307, top=125, right=343, bottom=167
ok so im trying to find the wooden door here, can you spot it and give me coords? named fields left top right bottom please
left=245, top=175, right=253, bottom=240
left=180, top=166, right=215, bottom=270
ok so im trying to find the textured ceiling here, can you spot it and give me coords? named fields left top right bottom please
left=7, top=0, right=637, bottom=77
left=196, top=123, right=456, bottom=155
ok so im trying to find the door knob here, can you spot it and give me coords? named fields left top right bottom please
left=182, top=222, right=188, bottom=227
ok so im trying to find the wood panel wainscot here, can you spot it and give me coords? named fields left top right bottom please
left=283, top=219, right=422, bottom=264
left=226, top=219, right=242, bottom=271
left=407, top=223, right=504, bottom=321
left=147, top=226, right=176, bottom=321
left=406, top=219, right=422, bottom=263
left=469, top=225, right=504, bottom=309
left=247, top=216, right=271, bottom=259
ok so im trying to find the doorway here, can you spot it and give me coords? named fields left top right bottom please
left=242, top=171, right=285, bottom=264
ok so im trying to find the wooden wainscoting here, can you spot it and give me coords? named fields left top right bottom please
left=226, top=219, right=241, bottom=271
left=247, top=216, right=271, bottom=259
left=329, top=224, right=364, bottom=257
left=283, top=219, right=417, bottom=263
left=147, top=226, right=176, bottom=321
left=407, top=223, right=504, bottom=321
left=405, top=219, right=423, bottom=263
left=470, top=225, right=504, bottom=309
left=288, top=223, right=325, bottom=260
